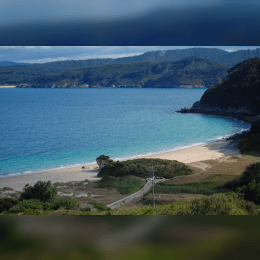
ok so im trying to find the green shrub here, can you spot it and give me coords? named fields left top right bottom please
left=19, top=181, right=57, bottom=202
left=89, top=201, right=109, bottom=211
left=0, top=211, right=10, bottom=215
left=240, top=163, right=260, bottom=186
left=8, top=198, right=79, bottom=213
left=220, top=163, right=260, bottom=191
left=23, top=209, right=42, bottom=215
left=176, top=192, right=253, bottom=215
left=80, top=207, right=91, bottom=212
left=219, top=178, right=241, bottom=191
left=238, top=120, right=260, bottom=153
left=98, top=158, right=193, bottom=179
left=9, top=199, right=44, bottom=213
left=153, top=183, right=218, bottom=195
left=188, top=197, right=233, bottom=215
left=53, top=198, right=79, bottom=210
left=0, top=198, right=18, bottom=213
left=2, top=187, right=14, bottom=191
left=237, top=180, right=260, bottom=205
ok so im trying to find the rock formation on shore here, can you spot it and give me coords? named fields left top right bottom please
left=96, top=155, right=113, bottom=170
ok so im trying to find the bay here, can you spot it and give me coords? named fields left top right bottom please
left=0, top=88, right=250, bottom=177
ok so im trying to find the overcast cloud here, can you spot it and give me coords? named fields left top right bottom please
left=0, top=1, right=259, bottom=45
left=0, top=0, right=224, bottom=24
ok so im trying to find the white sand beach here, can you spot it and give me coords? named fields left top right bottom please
left=144, top=139, right=239, bottom=163
left=0, top=139, right=239, bottom=191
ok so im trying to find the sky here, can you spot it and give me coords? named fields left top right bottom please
left=0, top=46, right=260, bottom=64
left=0, top=1, right=234, bottom=24
left=0, top=1, right=260, bottom=45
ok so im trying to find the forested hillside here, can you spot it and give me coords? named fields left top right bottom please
left=199, top=57, right=260, bottom=113
left=16, top=57, right=229, bottom=88
left=1, top=47, right=260, bottom=86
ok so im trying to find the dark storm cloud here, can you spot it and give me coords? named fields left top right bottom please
left=0, top=1, right=259, bottom=45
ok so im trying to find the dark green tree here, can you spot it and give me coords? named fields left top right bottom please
left=238, top=180, right=260, bottom=205
left=19, top=181, right=57, bottom=202
left=240, top=163, right=260, bottom=186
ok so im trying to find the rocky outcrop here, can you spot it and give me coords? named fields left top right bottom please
left=96, top=155, right=113, bottom=170
left=177, top=101, right=260, bottom=123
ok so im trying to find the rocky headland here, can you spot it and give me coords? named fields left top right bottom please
left=177, top=57, right=260, bottom=124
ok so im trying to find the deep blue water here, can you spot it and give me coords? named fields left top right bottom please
left=0, top=88, right=250, bottom=177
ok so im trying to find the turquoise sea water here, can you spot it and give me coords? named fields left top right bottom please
left=0, top=88, right=250, bottom=177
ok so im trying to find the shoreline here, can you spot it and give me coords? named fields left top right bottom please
left=0, top=125, right=249, bottom=181
left=0, top=139, right=240, bottom=192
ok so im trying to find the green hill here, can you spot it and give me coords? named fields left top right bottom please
left=16, top=57, right=229, bottom=89
left=1, top=47, right=260, bottom=86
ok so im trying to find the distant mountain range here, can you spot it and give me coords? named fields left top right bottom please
left=0, top=61, right=29, bottom=67
left=16, top=57, right=229, bottom=89
left=1, top=47, right=260, bottom=87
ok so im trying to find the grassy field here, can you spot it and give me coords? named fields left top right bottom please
left=96, top=175, right=145, bottom=194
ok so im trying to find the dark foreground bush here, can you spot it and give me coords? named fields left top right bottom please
left=19, top=181, right=57, bottom=202
left=237, top=180, right=260, bottom=205
left=240, top=163, right=260, bottom=186
left=0, top=198, right=18, bottom=213
left=238, top=120, right=260, bottom=153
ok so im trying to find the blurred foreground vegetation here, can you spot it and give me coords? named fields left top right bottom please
left=1, top=216, right=260, bottom=260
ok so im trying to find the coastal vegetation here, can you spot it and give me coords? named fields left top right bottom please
left=220, top=163, right=260, bottom=191
left=97, top=158, right=194, bottom=179
left=0, top=181, right=80, bottom=215
left=2, top=157, right=260, bottom=215
left=113, top=192, right=257, bottom=215
left=238, top=119, right=260, bottom=153
left=96, top=175, right=145, bottom=194
left=19, top=180, right=57, bottom=202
